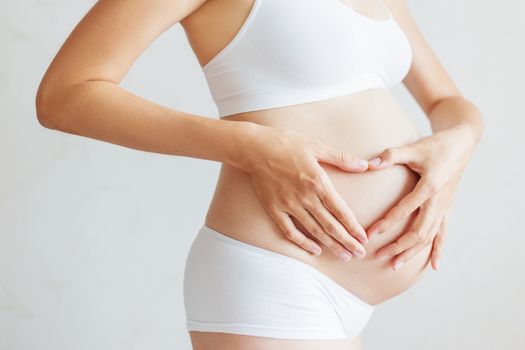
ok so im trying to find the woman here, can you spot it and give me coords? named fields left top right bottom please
left=35, top=0, right=483, bottom=349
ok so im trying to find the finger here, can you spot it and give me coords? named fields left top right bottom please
left=367, top=146, right=418, bottom=170
left=316, top=179, right=368, bottom=244
left=389, top=242, right=427, bottom=271
left=315, top=144, right=369, bottom=172
left=293, top=206, right=356, bottom=262
left=367, top=177, right=437, bottom=238
left=431, top=218, right=448, bottom=270
left=375, top=201, right=439, bottom=259
left=291, top=202, right=351, bottom=257
left=430, top=233, right=444, bottom=271
left=305, top=196, right=366, bottom=259
left=391, top=215, right=443, bottom=271
left=269, top=209, right=323, bottom=256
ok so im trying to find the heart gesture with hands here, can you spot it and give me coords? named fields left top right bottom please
left=364, top=124, right=481, bottom=271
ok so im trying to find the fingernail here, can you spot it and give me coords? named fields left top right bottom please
left=339, top=251, right=353, bottom=262
left=369, top=157, right=382, bottom=167
left=358, top=227, right=368, bottom=243
left=394, top=261, right=405, bottom=270
left=357, top=159, right=368, bottom=169
left=354, top=249, right=366, bottom=259
left=312, top=247, right=322, bottom=256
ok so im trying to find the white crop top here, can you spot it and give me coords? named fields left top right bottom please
left=201, top=0, right=413, bottom=118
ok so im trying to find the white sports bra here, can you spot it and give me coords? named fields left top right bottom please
left=201, top=0, right=413, bottom=118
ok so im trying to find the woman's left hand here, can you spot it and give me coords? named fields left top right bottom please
left=365, top=124, right=479, bottom=271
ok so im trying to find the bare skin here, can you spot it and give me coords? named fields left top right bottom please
left=35, top=0, right=483, bottom=349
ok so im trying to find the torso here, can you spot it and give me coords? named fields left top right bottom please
left=181, top=0, right=432, bottom=305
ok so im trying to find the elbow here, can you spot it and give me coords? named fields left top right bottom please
left=463, top=96, right=485, bottom=143
left=477, top=111, right=485, bottom=140
left=478, top=105, right=485, bottom=135
left=35, top=84, right=60, bottom=130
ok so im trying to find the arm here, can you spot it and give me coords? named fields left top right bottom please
left=36, top=0, right=371, bottom=261
left=35, top=0, right=251, bottom=169
left=365, top=0, right=484, bottom=270
left=392, top=0, right=484, bottom=139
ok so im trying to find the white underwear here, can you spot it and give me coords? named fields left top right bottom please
left=183, top=224, right=375, bottom=340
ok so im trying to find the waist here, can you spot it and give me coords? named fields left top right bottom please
left=222, top=87, right=421, bottom=157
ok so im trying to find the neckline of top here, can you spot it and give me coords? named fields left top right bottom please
left=202, top=0, right=394, bottom=72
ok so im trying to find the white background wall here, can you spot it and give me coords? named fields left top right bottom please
left=1, top=0, right=523, bottom=349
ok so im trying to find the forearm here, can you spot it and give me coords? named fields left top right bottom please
left=427, top=95, right=484, bottom=144
left=36, top=80, right=256, bottom=169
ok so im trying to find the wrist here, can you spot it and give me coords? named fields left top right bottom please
left=221, top=119, right=265, bottom=172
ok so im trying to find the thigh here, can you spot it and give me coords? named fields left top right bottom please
left=189, top=331, right=362, bottom=350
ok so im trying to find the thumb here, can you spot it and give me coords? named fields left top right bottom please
left=368, top=146, right=415, bottom=170
left=316, top=144, right=368, bottom=172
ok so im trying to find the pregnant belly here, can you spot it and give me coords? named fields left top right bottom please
left=204, top=88, right=432, bottom=305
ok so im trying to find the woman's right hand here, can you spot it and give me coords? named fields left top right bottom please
left=237, top=123, right=369, bottom=261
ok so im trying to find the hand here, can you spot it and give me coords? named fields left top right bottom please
left=238, top=123, right=369, bottom=261
left=378, top=174, right=459, bottom=271
left=365, top=124, right=480, bottom=270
